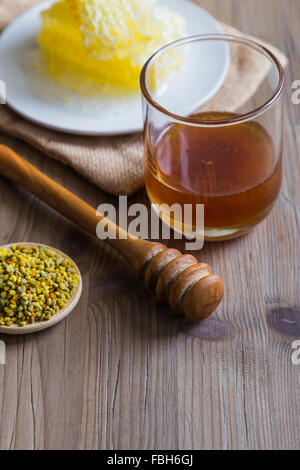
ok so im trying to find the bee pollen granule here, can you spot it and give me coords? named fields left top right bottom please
left=0, top=245, right=79, bottom=327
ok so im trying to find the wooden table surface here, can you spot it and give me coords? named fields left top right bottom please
left=0, top=0, right=299, bottom=450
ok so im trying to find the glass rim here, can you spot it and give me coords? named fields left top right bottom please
left=140, top=34, right=285, bottom=127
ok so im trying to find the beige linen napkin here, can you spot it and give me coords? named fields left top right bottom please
left=0, top=0, right=288, bottom=195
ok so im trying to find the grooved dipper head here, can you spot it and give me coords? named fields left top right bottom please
left=142, top=246, right=224, bottom=321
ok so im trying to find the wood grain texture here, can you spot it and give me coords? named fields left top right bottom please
left=0, top=145, right=224, bottom=320
left=0, top=0, right=299, bottom=450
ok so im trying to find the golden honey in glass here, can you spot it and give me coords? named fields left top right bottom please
left=140, top=36, right=284, bottom=240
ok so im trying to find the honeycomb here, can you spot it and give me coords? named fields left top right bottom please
left=39, top=0, right=186, bottom=92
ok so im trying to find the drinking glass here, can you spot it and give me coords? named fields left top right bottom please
left=140, top=35, right=284, bottom=241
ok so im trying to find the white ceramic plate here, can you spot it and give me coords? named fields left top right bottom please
left=0, top=0, right=227, bottom=136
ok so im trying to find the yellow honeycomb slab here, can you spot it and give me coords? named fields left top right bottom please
left=38, top=0, right=186, bottom=93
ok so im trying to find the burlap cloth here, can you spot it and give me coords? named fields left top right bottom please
left=0, top=0, right=288, bottom=195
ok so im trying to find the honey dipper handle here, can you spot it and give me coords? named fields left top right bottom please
left=0, top=145, right=224, bottom=320
left=0, top=145, right=161, bottom=274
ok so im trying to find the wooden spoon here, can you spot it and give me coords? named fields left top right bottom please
left=0, top=145, right=224, bottom=321
left=0, top=242, right=82, bottom=335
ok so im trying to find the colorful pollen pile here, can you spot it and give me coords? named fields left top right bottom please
left=0, top=245, right=79, bottom=327
left=38, top=0, right=186, bottom=91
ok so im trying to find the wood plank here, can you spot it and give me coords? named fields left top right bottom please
left=0, top=0, right=299, bottom=450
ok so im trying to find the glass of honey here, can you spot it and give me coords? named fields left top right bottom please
left=140, top=35, right=284, bottom=241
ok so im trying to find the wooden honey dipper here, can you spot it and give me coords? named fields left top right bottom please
left=0, top=145, right=224, bottom=321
